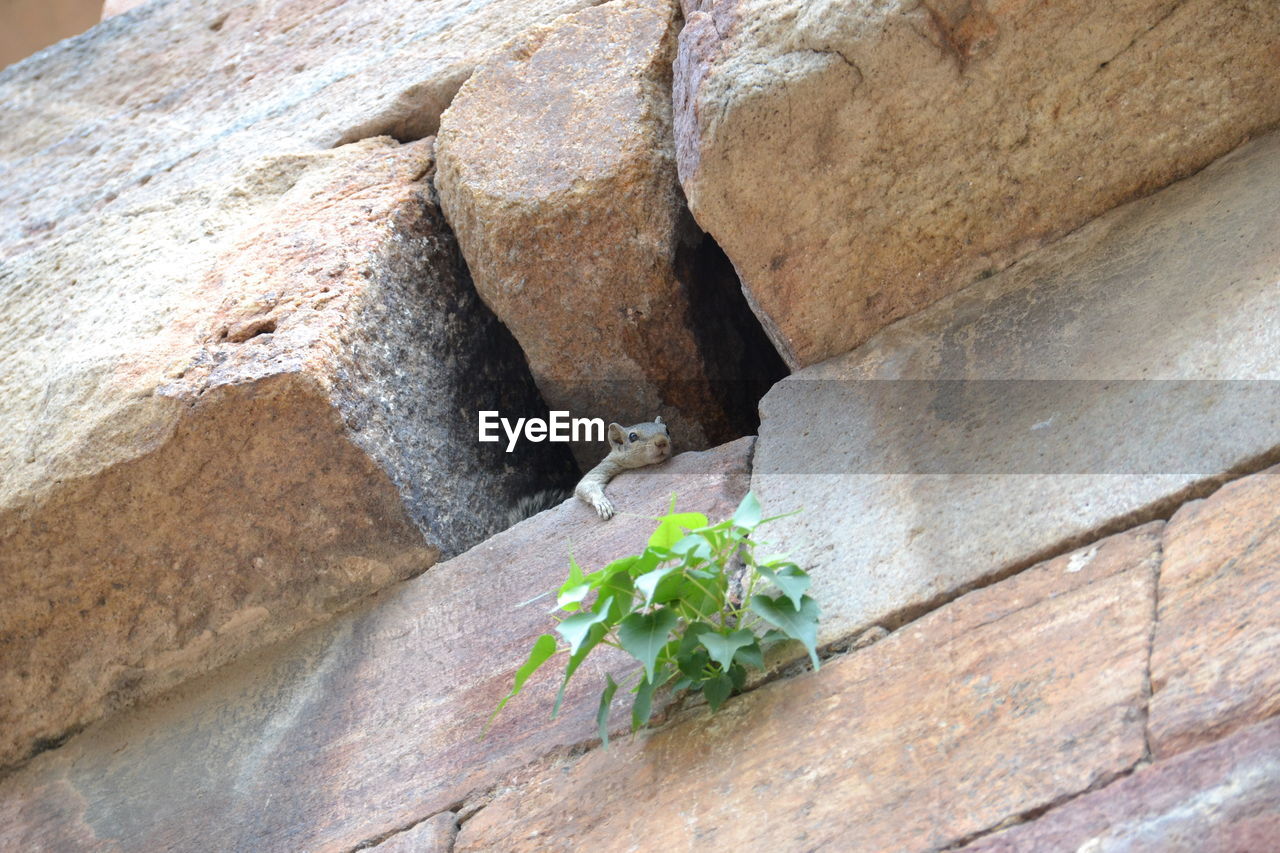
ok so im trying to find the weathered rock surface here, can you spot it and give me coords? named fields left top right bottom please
left=368, top=812, right=458, bottom=853
left=0, top=0, right=596, bottom=258
left=962, top=717, right=1280, bottom=852
left=457, top=527, right=1159, bottom=852
left=437, top=0, right=785, bottom=466
left=674, top=0, right=1280, bottom=367
left=1149, top=467, right=1280, bottom=760
left=752, top=130, right=1280, bottom=648
left=0, top=138, right=578, bottom=771
left=0, top=440, right=752, bottom=852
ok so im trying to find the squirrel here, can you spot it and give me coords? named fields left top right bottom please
left=575, top=417, right=672, bottom=519
left=501, top=417, right=672, bottom=528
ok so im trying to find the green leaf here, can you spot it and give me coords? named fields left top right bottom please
left=597, top=674, right=619, bottom=748
left=648, top=512, right=710, bottom=550
left=728, top=662, right=747, bottom=691
left=756, top=564, right=812, bottom=610
left=634, top=564, right=680, bottom=606
left=631, top=666, right=671, bottom=731
left=702, top=673, right=733, bottom=711
left=749, top=593, right=822, bottom=670
left=732, top=491, right=762, bottom=530
left=488, top=633, right=558, bottom=727
left=556, top=554, right=590, bottom=611
left=670, top=533, right=712, bottom=562
left=597, top=572, right=636, bottom=622
left=734, top=639, right=764, bottom=672
left=552, top=622, right=606, bottom=718
left=555, top=597, right=614, bottom=654
left=618, top=608, right=678, bottom=682
left=697, top=628, right=756, bottom=672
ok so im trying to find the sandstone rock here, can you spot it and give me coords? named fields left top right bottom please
left=0, top=137, right=581, bottom=772
left=751, top=130, right=1280, bottom=648
left=437, top=0, right=784, bottom=467
left=961, top=717, right=1280, bottom=852
left=1149, top=467, right=1280, bottom=760
left=368, top=812, right=458, bottom=853
left=0, top=0, right=597, bottom=259
left=0, top=0, right=597, bottom=771
left=0, top=440, right=753, bottom=852
left=674, top=0, right=1280, bottom=367
left=100, top=0, right=148, bottom=19
left=456, top=527, right=1159, bottom=852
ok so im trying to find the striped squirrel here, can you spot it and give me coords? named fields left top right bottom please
left=503, top=417, right=672, bottom=526
left=575, top=417, right=672, bottom=519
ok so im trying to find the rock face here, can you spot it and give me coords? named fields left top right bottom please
left=368, top=813, right=458, bottom=853
left=0, top=440, right=753, bottom=852
left=674, top=0, right=1280, bottom=367
left=962, top=718, right=1280, bottom=852
left=0, top=0, right=600, bottom=771
left=456, top=527, right=1159, bottom=851
left=0, top=137, right=577, bottom=773
left=437, top=0, right=785, bottom=466
left=1150, top=468, right=1280, bottom=760
left=752, top=130, right=1280, bottom=648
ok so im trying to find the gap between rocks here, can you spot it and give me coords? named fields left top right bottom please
left=348, top=806, right=462, bottom=852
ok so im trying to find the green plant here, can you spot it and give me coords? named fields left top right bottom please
left=491, top=492, right=820, bottom=745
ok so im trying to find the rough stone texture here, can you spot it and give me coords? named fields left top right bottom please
left=0, top=0, right=596, bottom=259
left=368, top=812, right=458, bottom=853
left=674, top=0, right=1280, bottom=368
left=962, top=717, right=1280, bottom=852
left=0, top=440, right=753, bottom=853
left=100, top=0, right=149, bottom=19
left=0, top=0, right=595, bottom=772
left=1149, top=467, right=1280, bottom=760
left=457, top=526, right=1159, bottom=852
left=0, top=137, right=579, bottom=772
left=437, top=0, right=784, bottom=466
left=752, top=130, right=1280, bottom=648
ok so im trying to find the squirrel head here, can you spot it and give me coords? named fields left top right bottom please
left=606, top=415, right=672, bottom=469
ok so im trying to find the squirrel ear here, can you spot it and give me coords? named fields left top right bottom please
left=607, top=422, right=626, bottom=447
left=654, top=415, right=664, bottom=424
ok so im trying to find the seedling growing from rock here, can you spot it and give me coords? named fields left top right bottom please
left=491, top=492, right=820, bottom=745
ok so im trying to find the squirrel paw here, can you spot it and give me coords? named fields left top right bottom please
left=592, top=495, right=615, bottom=520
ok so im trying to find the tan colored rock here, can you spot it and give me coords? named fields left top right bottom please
left=368, top=812, right=458, bottom=853
left=0, top=138, right=579, bottom=772
left=752, top=130, right=1280, bottom=650
left=437, top=0, right=782, bottom=466
left=100, top=0, right=148, bottom=20
left=962, top=717, right=1280, bottom=852
left=0, top=440, right=753, bottom=852
left=457, top=527, right=1159, bottom=852
left=674, top=0, right=1280, bottom=367
left=0, top=0, right=598, bottom=772
left=0, top=0, right=596, bottom=260
left=1149, top=467, right=1280, bottom=760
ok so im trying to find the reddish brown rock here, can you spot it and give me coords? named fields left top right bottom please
left=437, top=0, right=781, bottom=466
left=0, top=440, right=753, bottom=853
left=1149, top=466, right=1280, bottom=760
left=675, top=0, right=1280, bottom=367
left=0, top=138, right=577, bottom=772
left=457, top=526, right=1160, bottom=852
left=962, top=717, right=1280, bottom=852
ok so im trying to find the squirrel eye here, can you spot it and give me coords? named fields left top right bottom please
left=628, top=432, right=639, bottom=442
